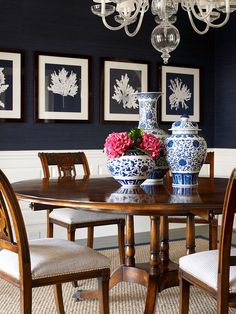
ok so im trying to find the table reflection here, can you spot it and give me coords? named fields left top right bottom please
left=107, top=186, right=150, bottom=203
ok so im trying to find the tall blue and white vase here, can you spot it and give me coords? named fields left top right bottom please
left=165, top=115, right=207, bottom=187
left=136, top=92, right=169, bottom=184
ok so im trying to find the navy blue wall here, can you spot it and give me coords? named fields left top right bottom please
left=214, top=14, right=236, bottom=148
left=0, top=0, right=215, bottom=150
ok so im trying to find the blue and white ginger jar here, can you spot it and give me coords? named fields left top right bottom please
left=107, top=150, right=156, bottom=187
left=165, top=115, right=207, bottom=187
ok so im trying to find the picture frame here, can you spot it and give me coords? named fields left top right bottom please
left=35, top=52, right=90, bottom=122
left=0, top=51, right=23, bottom=121
left=103, top=59, right=148, bottom=122
left=161, top=66, right=200, bottom=122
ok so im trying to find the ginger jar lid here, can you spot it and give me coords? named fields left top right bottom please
left=169, top=114, right=201, bottom=132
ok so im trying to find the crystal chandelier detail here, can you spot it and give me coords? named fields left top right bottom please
left=91, top=0, right=236, bottom=63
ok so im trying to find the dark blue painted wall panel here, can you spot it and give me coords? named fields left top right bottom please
left=214, top=14, right=236, bottom=148
left=0, top=0, right=216, bottom=150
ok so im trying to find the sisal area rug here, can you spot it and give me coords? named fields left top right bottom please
left=0, top=239, right=236, bottom=314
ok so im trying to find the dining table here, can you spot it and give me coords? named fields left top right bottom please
left=12, top=175, right=228, bottom=314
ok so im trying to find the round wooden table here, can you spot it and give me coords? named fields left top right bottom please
left=12, top=176, right=228, bottom=314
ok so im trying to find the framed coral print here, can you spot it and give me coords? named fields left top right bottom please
left=35, top=52, right=90, bottom=121
left=0, top=51, right=22, bottom=120
left=161, top=66, right=200, bottom=122
left=103, top=59, right=148, bottom=122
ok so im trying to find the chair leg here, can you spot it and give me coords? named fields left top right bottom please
left=67, top=226, right=76, bottom=241
left=47, top=210, right=53, bottom=238
left=186, top=215, right=196, bottom=255
left=209, top=216, right=218, bottom=250
left=53, top=284, right=65, bottom=314
left=20, top=283, right=32, bottom=314
left=97, top=275, right=110, bottom=314
left=179, top=274, right=190, bottom=314
left=67, top=226, right=78, bottom=287
left=117, top=221, right=125, bottom=265
left=87, top=226, right=94, bottom=248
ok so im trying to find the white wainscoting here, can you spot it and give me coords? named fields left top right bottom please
left=0, top=149, right=235, bottom=240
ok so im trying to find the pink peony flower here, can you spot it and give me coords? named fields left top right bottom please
left=139, top=133, right=160, bottom=160
left=104, top=132, right=134, bottom=158
left=104, top=128, right=161, bottom=160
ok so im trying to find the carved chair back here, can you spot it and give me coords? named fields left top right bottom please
left=38, top=152, right=90, bottom=179
left=218, top=168, right=236, bottom=295
left=0, top=169, right=31, bottom=283
left=203, top=151, right=214, bottom=179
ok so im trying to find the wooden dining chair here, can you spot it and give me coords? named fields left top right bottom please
left=38, top=152, right=125, bottom=265
left=167, top=152, right=218, bottom=250
left=0, top=169, right=110, bottom=314
left=179, top=168, right=236, bottom=314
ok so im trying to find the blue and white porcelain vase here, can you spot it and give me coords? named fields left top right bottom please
left=136, top=92, right=169, bottom=184
left=107, top=150, right=156, bottom=187
left=165, top=115, right=207, bottom=187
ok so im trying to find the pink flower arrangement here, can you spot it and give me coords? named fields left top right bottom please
left=104, top=128, right=160, bottom=160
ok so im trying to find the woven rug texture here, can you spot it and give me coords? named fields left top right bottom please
left=1, top=239, right=236, bottom=313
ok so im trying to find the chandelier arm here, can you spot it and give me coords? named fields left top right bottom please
left=124, top=7, right=146, bottom=37
left=195, top=0, right=230, bottom=27
left=185, top=0, right=230, bottom=29
left=187, top=10, right=210, bottom=35
left=205, top=11, right=230, bottom=28
left=99, top=0, right=125, bottom=31
left=101, top=15, right=126, bottom=31
left=101, top=0, right=149, bottom=35
left=118, top=0, right=142, bottom=21
left=186, top=1, right=215, bottom=22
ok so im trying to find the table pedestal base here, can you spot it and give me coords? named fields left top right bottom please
left=73, top=261, right=179, bottom=313
left=73, top=215, right=179, bottom=314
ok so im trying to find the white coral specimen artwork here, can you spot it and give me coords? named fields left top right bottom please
left=168, top=77, right=191, bottom=111
left=112, top=73, right=138, bottom=109
left=47, top=67, right=78, bottom=108
left=0, top=68, right=9, bottom=109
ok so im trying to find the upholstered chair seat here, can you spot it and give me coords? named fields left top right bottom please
left=0, top=238, right=110, bottom=281
left=50, top=208, right=124, bottom=225
left=179, top=248, right=236, bottom=292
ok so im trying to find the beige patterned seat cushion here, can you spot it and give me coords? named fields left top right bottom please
left=0, top=238, right=110, bottom=280
left=49, top=208, right=125, bottom=224
left=179, top=248, right=236, bottom=292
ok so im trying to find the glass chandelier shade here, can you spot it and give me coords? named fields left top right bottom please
left=151, top=20, right=180, bottom=64
left=91, top=0, right=236, bottom=63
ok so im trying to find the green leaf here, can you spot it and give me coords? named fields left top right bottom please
left=128, top=128, right=144, bottom=142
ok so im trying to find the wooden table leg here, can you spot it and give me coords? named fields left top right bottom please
left=186, top=214, right=196, bottom=254
left=74, top=214, right=144, bottom=301
left=109, top=214, right=138, bottom=289
left=160, top=216, right=169, bottom=263
left=144, top=216, right=160, bottom=314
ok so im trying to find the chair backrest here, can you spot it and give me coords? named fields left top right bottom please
left=203, top=151, right=214, bottom=179
left=0, top=169, right=31, bottom=281
left=38, top=152, right=91, bottom=179
left=218, top=168, right=236, bottom=295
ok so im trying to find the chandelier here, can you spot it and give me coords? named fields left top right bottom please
left=91, top=0, right=236, bottom=63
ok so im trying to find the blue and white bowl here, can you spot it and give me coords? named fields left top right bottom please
left=107, top=150, right=155, bottom=187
